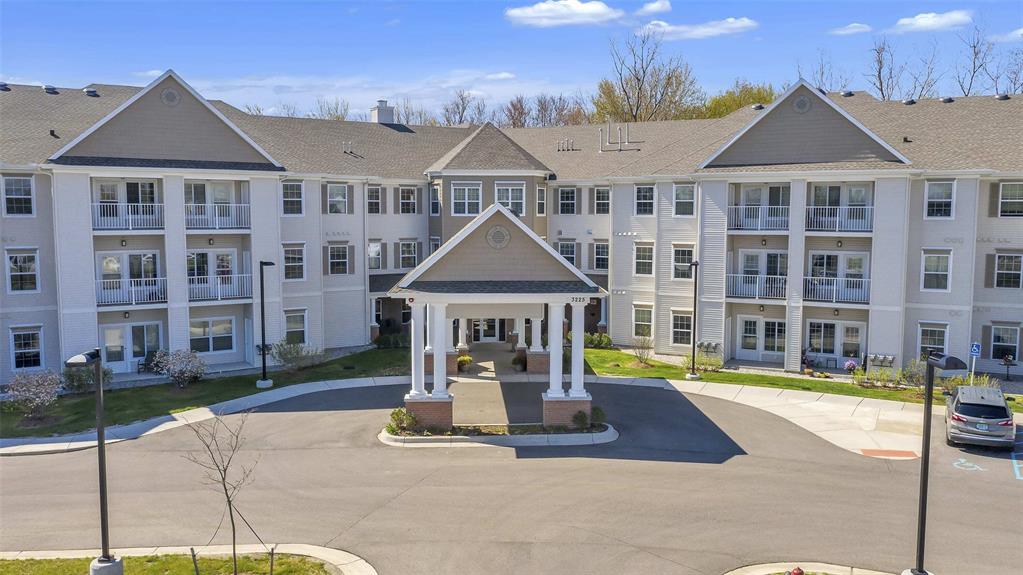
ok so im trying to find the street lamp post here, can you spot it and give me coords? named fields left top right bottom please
left=257, top=260, right=276, bottom=389
left=903, top=351, right=966, bottom=575
left=686, top=260, right=701, bottom=380
left=65, top=348, right=122, bottom=575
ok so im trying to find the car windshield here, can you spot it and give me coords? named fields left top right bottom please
left=955, top=401, right=1009, bottom=419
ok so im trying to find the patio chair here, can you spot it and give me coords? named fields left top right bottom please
left=137, top=350, right=157, bottom=374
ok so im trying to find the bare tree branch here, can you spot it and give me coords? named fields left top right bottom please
left=307, top=96, right=350, bottom=121
left=907, top=43, right=943, bottom=99
left=865, top=37, right=906, bottom=101
left=800, top=50, right=851, bottom=92
left=954, top=26, right=995, bottom=96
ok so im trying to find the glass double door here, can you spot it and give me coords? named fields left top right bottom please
left=101, top=323, right=161, bottom=372
left=472, top=319, right=506, bottom=342
left=739, top=251, right=788, bottom=298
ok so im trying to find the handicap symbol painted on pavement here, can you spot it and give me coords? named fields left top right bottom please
left=953, top=458, right=985, bottom=472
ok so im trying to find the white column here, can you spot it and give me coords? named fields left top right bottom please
left=530, top=316, right=544, bottom=352
left=446, top=318, right=455, bottom=352
left=570, top=302, right=587, bottom=398
left=408, top=302, right=426, bottom=397
left=432, top=303, right=449, bottom=398
left=369, top=296, right=378, bottom=328
left=163, top=175, right=189, bottom=351
left=547, top=303, right=565, bottom=397
left=515, top=316, right=527, bottom=349
left=424, top=303, right=434, bottom=353
left=457, top=318, right=468, bottom=350
left=598, top=298, right=607, bottom=328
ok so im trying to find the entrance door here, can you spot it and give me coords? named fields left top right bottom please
left=736, top=316, right=760, bottom=361
left=102, top=326, right=128, bottom=372
left=473, top=319, right=501, bottom=342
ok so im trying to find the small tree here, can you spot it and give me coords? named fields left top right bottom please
left=154, top=349, right=207, bottom=388
left=269, top=341, right=325, bottom=371
left=62, top=365, right=114, bottom=393
left=633, top=336, right=654, bottom=365
left=8, top=370, right=61, bottom=419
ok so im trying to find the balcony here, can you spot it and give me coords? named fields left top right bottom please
left=96, top=278, right=168, bottom=306
left=803, top=277, right=871, bottom=304
left=726, top=274, right=787, bottom=299
left=726, top=205, right=789, bottom=231
left=185, top=204, right=251, bottom=230
left=92, top=203, right=164, bottom=230
left=805, top=206, right=874, bottom=232
left=188, top=274, right=253, bottom=302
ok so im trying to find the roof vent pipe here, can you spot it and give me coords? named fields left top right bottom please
left=606, top=120, right=612, bottom=145
left=598, top=127, right=603, bottom=153
left=995, top=93, right=1011, bottom=101
left=617, top=126, right=622, bottom=151
left=0, top=82, right=9, bottom=91
left=941, top=96, right=954, bottom=103
left=569, top=139, right=573, bottom=151
left=751, top=103, right=764, bottom=110
left=902, top=98, right=916, bottom=105
left=83, top=88, right=99, bottom=97
left=841, top=90, right=854, bottom=97
left=43, top=85, right=57, bottom=94
left=624, top=123, right=630, bottom=144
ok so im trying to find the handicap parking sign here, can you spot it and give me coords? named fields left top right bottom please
left=970, top=342, right=982, bottom=357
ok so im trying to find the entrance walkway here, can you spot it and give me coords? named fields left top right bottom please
left=448, top=379, right=545, bottom=425
left=460, top=342, right=519, bottom=379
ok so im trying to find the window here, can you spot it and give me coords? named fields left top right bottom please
left=671, top=313, right=692, bottom=345
left=672, top=246, right=693, bottom=279
left=6, top=249, right=38, bottom=292
left=557, top=242, right=576, bottom=266
left=593, top=241, right=609, bottom=270
left=99, top=182, right=119, bottom=203
left=399, top=241, right=417, bottom=269
left=635, top=185, right=655, bottom=215
left=594, top=188, right=610, bottom=214
left=374, top=299, right=383, bottom=324
left=558, top=187, right=576, bottom=215
left=634, top=244, right=653, bottom=275
left=11, top=327, right=42, bottom=369
left=131, top=324, right=161, bottom=359
left=282, top=182, right=303, bottom=215
left=399, top=187, right=417, bottom=214
left=842, top=326, right=861, bottom=358
left=807, top=322, right=836, bottom=354
left=999, top=183, right=1023, bottom=217
left=764, top=321, right=786, bottom=352
left=430, top=237, right=441, bottom=254
left=283, top=244, right=305, bottom=280
left=992, top=326, right=1019, bottom=361
left=995, top=254, right=1022, bottom=288
left=536, top=187, right=546, bottom=216
left=496, top=183, right=525, bottom=215
left=924, top=181, right=954, bottom=218
left=452, top=183, right=481, bottom=215
left=125, top=181, right=156, bottom=204
left=3, top=176, right=34, bottom=216
left=327, top=184, right=349, bottom=214
left=285, top=310, right=307, bottom=344
left=633, top=307, right=652, bottom=337
left=921, top=250, right=951, bottom=291
left=328, top=245, right=349, bottom=274
left=673, top=184, right=695, bottom=216
left=919, top=324, right=947, bottom=359
left=367, top=242, right=382, bottom=270
left=401, top=301, right=412, bottom=324
left=367, top=186, right=382, bottom=214
left=430, top=185, right=440, bottom=216
left=189, top=318, right=233, bottom=353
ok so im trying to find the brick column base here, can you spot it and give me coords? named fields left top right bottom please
left=507, top=333, right=519, bottom=348
left=425, top=353, right=458, bottom=375
left=405, top=397, right=453, bottom=431
left=370, top=324, right=380, bottom=341
left=542, top=396, right=591, bottom=428
left=597, top=323, right=607, bottom=334
left=527, top=351, right=550, bottom=374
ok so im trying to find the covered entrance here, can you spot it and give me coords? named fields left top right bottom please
left=472, top=318, right=505, bottom=342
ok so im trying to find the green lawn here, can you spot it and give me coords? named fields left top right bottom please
left=1, top=348, right=409, bottom=439
left=0, top=554, right=328, bottom=575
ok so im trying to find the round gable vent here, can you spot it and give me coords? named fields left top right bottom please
left=486, top=225, right=511, bottom=250
left=160, top=88, right=181, bottom=107
left=791, top=94, right=812, bottom=114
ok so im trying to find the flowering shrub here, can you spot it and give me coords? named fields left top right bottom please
left=8, top=370, right=62, bottom=418
left=270, top=341, right=325, bottom=371
left=843, top=359, right=858, bottom=373
left=153, top=349, right=207, bottom=388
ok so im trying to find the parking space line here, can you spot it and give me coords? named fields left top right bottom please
left=1012, top=452, right=1023, bottom=481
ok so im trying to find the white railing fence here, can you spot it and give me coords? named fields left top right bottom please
left=726, top=274, right=787, bottom=299
left=91, top=203, right=165, bottom=230
left=187, top=274, right=253, bottom=301
left=726, top=205, right=790, bottom=231
left=95, top=278, right=168, bottom=305
left=803, top=276, right=871, bottom=303
left=184, top=204, right=251, bottom=229
left=805, top=206, right=874, bottom=232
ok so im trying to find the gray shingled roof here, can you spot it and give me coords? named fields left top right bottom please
left=395, top=280, right=599, bottom=294
left=369, top=273, right=405, bottom=294
left=425, top=122, right=550, bottom=173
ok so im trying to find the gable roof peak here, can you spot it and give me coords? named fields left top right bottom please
left=425, top=121, right=551, bottom=174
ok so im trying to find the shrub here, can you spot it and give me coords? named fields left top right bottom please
left=511, top=355, right=526, bottom=369
left=8, top=371, right=62, bottom=418
left=872, top=367, right=893, bottom=387
left=972, top=373, right=998, bottom=389
left=938, top=374, right=967, bottom=394
left=843, top=359, right=858, bottom=373
left=681, top=352, right=724, bottom=373
left=153, top=349, right=206, bottom=388
left=374, top=333, right=409, bottom=349
left=62, top=365, right=115, bottom=393
left=386, top=407, right=417, bottom=434
left=590, top=406, right=607, bottom=425
left=457, top=355, right=473, bottom=371
left=852, top=367, right=868, bottom=386
left=901, top=358, right=926, bottom=387
left=270, top=340, right=325, bottom=371
left=571, top=410, right=589, bottom=430
left=633, top=336, right=654, bottom=365
left=584, top=332, right=613, bottom=349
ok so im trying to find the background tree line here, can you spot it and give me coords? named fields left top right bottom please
left=245, top=27, right=1023, bottom=126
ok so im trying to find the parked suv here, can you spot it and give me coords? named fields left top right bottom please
left=944, top=386, right=1016, bottom=450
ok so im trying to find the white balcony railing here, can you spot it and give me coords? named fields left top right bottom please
left=726, top=274, right=787, bottom=299
left=188, top=274, right=253, bottom=301
left=96, top=278, right=168, bottom=306
left=91, top=203, right=164, bottom=230
left=184, top=204, right=251, bottom=229
left=803, top=276, right=871, bottom=304
left=727, top=205, right=789, bottom=231
left=805, top=206, right=874, bottom=232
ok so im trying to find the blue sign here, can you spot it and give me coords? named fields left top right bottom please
left=970, top=342, right=982, bottom=357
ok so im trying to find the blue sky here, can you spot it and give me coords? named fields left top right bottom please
left=1, top=0, right=1021, bottom=115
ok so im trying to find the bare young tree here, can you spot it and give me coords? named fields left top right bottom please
left=799, top=50, right=851, bottom=92
left=501, top=94, right=532, bottom=128
left=466, top=96, right=493, bottom=125
left=395, top=97, right=438, bottom=126
left=185, top=414, right=257, bottom=575
left=954, top=26, right=995, bottom=96
left=865, top=37, right=906, bottom=101
left=441, top=89, right=474, bottom=125
left=907, top=44, right=943, bottom=99
left=308, top=96, right=350, bottom=121
left=242, top=103, right=265, bottom=115
left=533, top=93, right=573, bottom=126
left=273, top=101, right=300, bottom=118
left=987, top=48, right=1023, bottom=95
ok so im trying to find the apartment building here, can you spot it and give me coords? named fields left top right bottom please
left=2, top=71, right=1021, bottom=384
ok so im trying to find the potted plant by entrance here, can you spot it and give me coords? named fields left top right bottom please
left=511, top=355, right=526, bottom=372
left=457, top=354, right=473, bottom=372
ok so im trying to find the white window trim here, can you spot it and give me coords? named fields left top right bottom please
left=670, top=310, right=693, bottom=346
left=95, top=249, right=163, bottom=282
left=999, top=182, right=1023, bottom=218
left=5, top=247, right=40, bottom=295
left=594, top=187, right=611, bottom=215
left=399, top=240, right=418, bottom=269
left=430, top=236, right=441, bottom=255
left=281, top=242, right=306, bottom=282
left=671, top=245, right=694, bottom=281
left=189, top=316, right=236, bottom=355
left=632, top=304, right=654, bottom=338
left=633, top=242, right=655, bottom=277
left=430, top=185, right=441, bottom=216
left=558, top=187, right=576, bottom=215
left=327, top=183, right=349, bottom=214
left=672, top=184, right=696, bottom=218
left=399, top=186, right=417, bottom=215
left=366, top=186, right=383, bottom=214
left=804, top=319, right=867, bottom=358
left=367, top=241, right=383, bottom=270
left=9, top=324, right=44, bottom=371
left=633, top=184, right=656, bottom=217
left=327, top=244, right=350, bottom=275
left=281, top=181, right=305, bottom=217
left=807, top=250, right=871, bottom=280
left=557, top=241, right=576, bottom=267
left=284, top=308, right=308, bottom=344
left=923, top=180, right=956, bottom=220
left=536, top=186, right=547, bottom=217
left=919, top=248, right=953, bottom=293
left=994, top=253, right=1023, bottom=289
left=494, top=181, right=527, bottom=216
left=450, top=181, right=483, bottom=217
left=917, top=322, right=949, bottom=360
left=763, top=319, right=787, bottom=353
left=991, top=325, right=1020, bottom=361
left=593, top=240, right=609, bottom=271
left=2, top=175, right=36, bottom=217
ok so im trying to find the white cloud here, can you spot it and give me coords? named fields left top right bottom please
left=641, top=16, right=758, bottom=40
left=636, top=0, right=670, bottom=16
left=830, top=22, right=872, bottom=36
left=991, top=27, right=1023, bottom=43
left=888, top=10, right=972, bottom=33
left=505, top=0, right=624, bottom=28
left=484, top=72, right=517, bottom=80
left=133, top=70, right=164, bottom=78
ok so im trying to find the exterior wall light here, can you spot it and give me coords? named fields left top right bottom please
left=208, top=238, right=215, bottom=246
left=123, top=311, right=130, bottom=319
left=120, top=239, right=127, bottom=247
left=833, top=308, right=840, bottom=316
left=837, top=240, right=843, bottom=248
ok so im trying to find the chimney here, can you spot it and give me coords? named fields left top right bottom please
left=370, top=99, right=395, bottom=123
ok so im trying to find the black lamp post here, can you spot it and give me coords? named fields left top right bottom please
left=65, top=348, right=121, bottom=574
left=687, top=260, right=701, bottom=380
left=906, top=351, right=966, bottom=575
left=258, top=260, right=276, bottom=387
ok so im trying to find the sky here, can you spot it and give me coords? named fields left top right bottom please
left=1, top=0, right=1021, bottom=116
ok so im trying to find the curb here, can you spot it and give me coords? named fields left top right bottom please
left=377, top=423, right=619, bottom=447
left=722, top=561, right=893, bottom=575
left=0, top=543, right=376, bottom=575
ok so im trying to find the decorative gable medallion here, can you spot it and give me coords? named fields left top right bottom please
left=792, top=94, right=812, bottom=114
left=160, top=88, right=181, bottom=107
left=486, top=225, right=511, bottom=250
